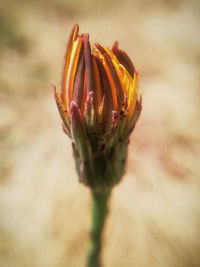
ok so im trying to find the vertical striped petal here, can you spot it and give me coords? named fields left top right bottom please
left=61, top=24, right=79, bottom=107
left=96, top=43, right=124, bottom=110
left=95, top=54, right=113, bottom=131
left=112, top=41, right=135, bottom=77
left=83, top=34, right=94, bottom=95
left=92, top=55, right=104, bottom=117
left=73, top=51, right=85, bottom=110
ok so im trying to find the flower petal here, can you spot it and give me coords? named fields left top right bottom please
left=66, top=37, right=83, bottom=110
left=92, top=55, right=104, bottom=117
left=73, top=51, right=85, bottom=111
left=96, top=43, right=124, bottom=110
left=61, top=24, right=79, bottom=108
left=112, top=41, right=135, bottom=77
left=83, top=34, right=94, bottom=95
left=94, top=54, right=113, bottom=131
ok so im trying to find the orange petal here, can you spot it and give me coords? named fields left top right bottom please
left=66, top=38, right=83, bottom=110
left=92, top=56, right=103, bottom=117
left=112, top=41, right=135, bottom=77
left=61, top=24, right=79, bottom=109
left=127, top=72, right=138, bottom=118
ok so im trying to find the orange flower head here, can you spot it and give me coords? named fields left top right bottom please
left=54, top=25, right=142, bottom=190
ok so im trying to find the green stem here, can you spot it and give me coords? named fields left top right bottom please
left=87, top=190, right=111, bottom=267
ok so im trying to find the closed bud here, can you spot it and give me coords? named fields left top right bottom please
left=54, top=24, right=142, bottom=192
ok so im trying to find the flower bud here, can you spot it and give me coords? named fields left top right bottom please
left=54, top=24, right=142, bottom=192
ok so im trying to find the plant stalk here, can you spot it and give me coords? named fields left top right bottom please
left=87, top=189, right=111, bottom=267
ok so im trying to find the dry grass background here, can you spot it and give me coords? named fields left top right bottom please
left=0, top=0, right=200, bottom=266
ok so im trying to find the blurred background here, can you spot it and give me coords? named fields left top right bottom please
left=0, top=0, right=200, bottom=266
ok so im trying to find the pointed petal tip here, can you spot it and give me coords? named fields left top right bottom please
left=74, top=24, right=79, bottom=29
left=84, top=33, right=89, bottom=40
left=53, top=84, right=60, bottom=103
left=72, top=24, right=79, bottom=40
left=112, top=43, right=135, bottom=77
left=95, top=43, right=106, bottom=54
left=112, top=41, right=119, bottom=50
left=62, top=123, right=70, bottom=135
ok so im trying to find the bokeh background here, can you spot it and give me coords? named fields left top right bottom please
left=0, top=0, right=200, bottom=266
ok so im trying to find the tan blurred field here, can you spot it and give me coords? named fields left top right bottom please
left=0, top=0, right=200, bottom=266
